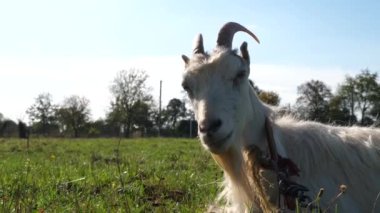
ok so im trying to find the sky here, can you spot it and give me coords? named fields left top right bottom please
left=0, top=0, right=379, bottom=122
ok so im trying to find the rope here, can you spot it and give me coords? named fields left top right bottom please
left=263, top=117, right=322, bottom=212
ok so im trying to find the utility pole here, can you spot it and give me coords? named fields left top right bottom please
left=158, top=80, right=162, bottom=137
left=189, top=116, right=192, bottom=138
left=189, top=111, right=194, bottom=138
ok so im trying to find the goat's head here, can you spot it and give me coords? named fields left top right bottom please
left=181, top=22, right=260, bottom=154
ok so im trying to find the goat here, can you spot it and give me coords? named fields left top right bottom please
left=181, top=22, right=380, bottom=212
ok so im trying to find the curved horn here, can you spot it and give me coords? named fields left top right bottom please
left=193, top=34, right=205, bottom=54
left=216, top=22, right=260, bottom=49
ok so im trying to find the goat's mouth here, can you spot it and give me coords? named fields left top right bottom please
left=203, top=131, right=233, bottom=153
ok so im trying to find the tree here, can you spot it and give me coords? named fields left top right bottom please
left=18, top=120, right=29, bottom=140
left=174, top=94, right=197, bottom=138
left=163, top=98, right=187, bottom=130
left=249, top=80, right=281, bottom=106
left=295, top=80, right=332, bottom=122
left=108, top=69, right=153, bottom=137
left=336, top=69, right=379, bottom=125
left=354, top=69, right=379, bottom=125
left=26, top=93, right=58, bottom=136
left=0, top=119, right=18, bottom=137
left=336, top=76, right=357, bottom=125
left=0, top=114, right=18, bottom=137
left=130, top=100, right=154, bottom=136
left=258, top=91, right=281, bottom=106
left=370, top=85, right=380, bottom=126
left=176, top=119, right=198, bottom=138
left=370, top=102, right=380, bottom=126
left=0, top=113, right=4, bottom=133
left=57, top=95, right=91, bottom=137
left=0, top=113, right=5, bottom=137
left=87, top=119, right=113, bottom=137
left=328, top=96, right=352, bottom=125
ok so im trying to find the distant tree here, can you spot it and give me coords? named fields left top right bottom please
left=258, top=91, right=281, bottom=106
left=0, top=119, right=18, bottom=137
left=0, top=113, right=4, bottom=136
left=163, top=98, right=187, bottom=130
left=18, top=120, right=29, bottom=139
left=176, top=119, right=198, bottom=138
left=157, top=106, right=164, bottom=136
left=296, top=80, right=332, bottom=122
left=353, top=69, right=379, bottom=125
left=87, top=119, right=109, bottom=137
left=87, top=120, right=102, bottom=138
left=336, top=69, right=379, bottom=125
left=0, top=114, right=18, bottom=137
left=56, top=95, right=91, bottom=138
left=130, top=100, right=154, bottom=136
left=26, top=93, right=58, bottom=136
left=0, top=113, right=4, bottom=133
left=336, top=76, right=357, bottom=125
left=370, top=101, right=380, bottom=126
left=328, top=96, right=352, bottom=125
left=107, top=69, right=153, bottom=137
left=248, top=80, right=281, bottom=106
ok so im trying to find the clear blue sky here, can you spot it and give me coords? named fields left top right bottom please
left=1, top=0, right=379, bottom=121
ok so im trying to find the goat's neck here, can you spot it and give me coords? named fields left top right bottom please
left=242, top=88, right=269, bottom=150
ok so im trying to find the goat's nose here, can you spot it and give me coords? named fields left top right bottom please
left=199, top=119, right=222, bottom=135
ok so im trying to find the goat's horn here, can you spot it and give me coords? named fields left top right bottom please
left=193, top=34, right=205, bottom=54
left=217, top=22, right=260, bottom=49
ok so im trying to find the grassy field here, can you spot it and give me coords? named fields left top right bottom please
left=0, top=138, right=222, bottom=212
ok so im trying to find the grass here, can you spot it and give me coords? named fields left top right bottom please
left=0, top=138, right=222, bottom=212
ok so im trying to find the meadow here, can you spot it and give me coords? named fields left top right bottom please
left=0, top=138, right=222, bottom=212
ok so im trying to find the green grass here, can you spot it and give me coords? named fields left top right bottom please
left=0, top=138, right=222, bottom=212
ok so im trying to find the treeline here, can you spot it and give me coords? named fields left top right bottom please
left=292, top=69, right=379, bottom=126
left=0, top=69, right=197, bottom=138
left=244, top=69, right=379, bottom=126
left=0, top=69, right=379, bottom=138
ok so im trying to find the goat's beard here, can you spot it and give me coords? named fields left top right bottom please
left=210, top=144, right=278, bottom=212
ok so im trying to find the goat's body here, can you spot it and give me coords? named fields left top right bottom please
left=213, top=113, right=380, bottom=212
left=182, top=22, right=380, bottom=213
left=276, top=117, right=380, bottom=212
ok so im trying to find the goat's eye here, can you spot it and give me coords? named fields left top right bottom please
left=182, top=82, right=193, bottom=96
left=233, top=70, right=246, bottom=86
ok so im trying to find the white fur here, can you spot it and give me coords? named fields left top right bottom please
left=183, top=45, right=380, bottom=212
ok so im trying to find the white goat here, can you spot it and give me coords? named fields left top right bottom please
left=181, top=22, right=380, bottom=212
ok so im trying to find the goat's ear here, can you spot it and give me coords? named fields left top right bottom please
left=182, top=55, right=190, bottom=65
left=240, top=42, right=250, bottom=63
